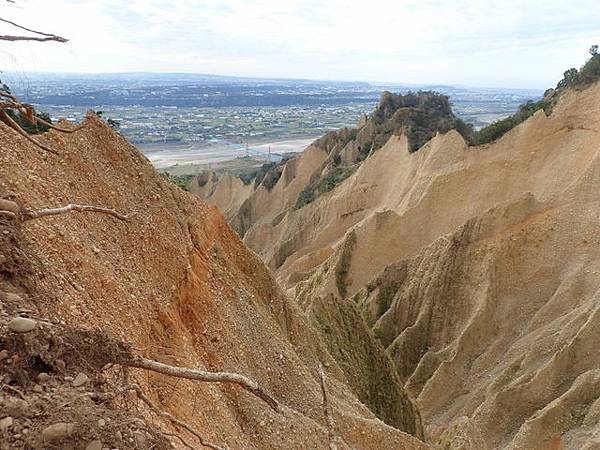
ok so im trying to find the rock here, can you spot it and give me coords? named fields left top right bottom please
left=54, top=359, right=66, bottom=371
left=133, top=431, right=147, bottom=448
left=0, top=199, right=19, bottom=215
left=3, top=397, right=28, bottom=417
left=41, top=422, right=75, bottom=442
left=86, top=439, right=103, bottom=450
left=72, top=372, right=89, bottom=387
left=4, top=293, right=23, bottom=303
left=32, top=384, right=43, bottom=393
left=0, top=349, right=9, bottom=360
left=7, top=317, right=37, bottom=333
left=37, top=372, right=50, bottom=383
left=97, top=418, right=106, bottom=427
left=0, top=416, right=13, bottom=432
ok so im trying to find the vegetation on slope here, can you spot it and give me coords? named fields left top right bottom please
left=293, top=90, right=473, bottom=209
left=366, top=90, right=474, bottom=152
left=475, top=45, right=600, bottom=144
left=335, top=231, right=357, bottom=298
left=295, top=166, right=357, bottom=210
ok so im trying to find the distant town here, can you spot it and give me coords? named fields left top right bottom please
left=4, top=72, right=542, bottom=169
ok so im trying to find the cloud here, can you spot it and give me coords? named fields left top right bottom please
left=0, top=0, right=598, bottom=87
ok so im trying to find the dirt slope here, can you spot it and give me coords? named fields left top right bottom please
left=196, top=83, right=600, bottom=449
left=0, top=115, right=427, bottom=449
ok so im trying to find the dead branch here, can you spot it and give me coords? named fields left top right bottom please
left=0, top=17, right=68, bottom=43
left=34, top=115, right=87, bottom=133
left=318, top=364, right=339, bottom=450
left=86, top=385, right=225, bottom=450
left=124, top=384, right=227, bottom=450
left=0, top=88, right=87, bottom=153
left=0, top=110, right=58, bottom=154
left=23, top=204, right=129, bottom=221
left=125, top=356, right=280, bottom=413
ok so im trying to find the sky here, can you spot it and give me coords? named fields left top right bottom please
left=0, top=0, right=599, bottom=88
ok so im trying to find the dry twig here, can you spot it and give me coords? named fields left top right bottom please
left=0, top=17, right=68, bottom=43
left=122, top=384, right=227, bottom=450
left=318, top=364, right=339, bottom=450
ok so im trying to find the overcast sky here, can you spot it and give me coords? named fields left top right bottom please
left=1, top=0, right=598, bottom=88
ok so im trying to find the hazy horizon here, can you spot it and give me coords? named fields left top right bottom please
left=1, top=70, right=545, bottom=93
left=1, top=0, right=598, bottom=90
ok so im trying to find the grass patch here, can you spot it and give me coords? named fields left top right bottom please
left=335, top=231, right=357, bottom=298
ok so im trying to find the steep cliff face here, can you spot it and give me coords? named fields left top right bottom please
left=0, top=116, right=427, bottom=449
left=196, top=83, right=600, bottom=449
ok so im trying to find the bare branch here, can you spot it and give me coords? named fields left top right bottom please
left=0, top=110, right=58, bottom=154
left=0, top=87, right=86, bottom=152
left=125, top=356, right=280, bottom=413
left=0, top=17, right=68, bottom=43
left=34, top=115, right=87, bottom=133
left=23, top=204, right=129, bottom=221
left=318, top=364, right=339, bottom=450
left=123, top=384, right=227, bottom=450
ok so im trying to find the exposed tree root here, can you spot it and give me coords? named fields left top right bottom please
left=0, top=110, right=58, bottom=154
left=23, top=204, right=129, bottom=222
left=0, top=198, right=129, bottom=223
left=125, top=356, right=280, bottom=413
left=0, top=89, right=86, bottom=154
left=120, top=384, right=227, bottom=450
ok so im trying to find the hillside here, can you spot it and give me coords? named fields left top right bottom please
left=195, top=82, right=600, bottom=449
left=0, top=115, right=428, bottom=449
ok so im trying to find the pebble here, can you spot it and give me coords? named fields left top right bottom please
left=97, top=418, right=106, bottom=427
left=54, top=359, right=66, bottom=371
left=32, top=384, right=44, bottom=393
left=41, top=422, right=75, bottom=442
left=37, top=372, right=50, bottom=383
left=72, top=372, right=89, bottom=387
left=7, top=317, right=37, bottom=333
left=0, top=416, right=13, bottom=432
left=0, top=349, right=9, bottom=360
left=86, top=439, right=103, bottom=450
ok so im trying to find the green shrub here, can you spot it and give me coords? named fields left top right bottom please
left=372, top=326, right=384, bottom=340
left=376, top=282, right=399, bottom=318
left=294, top=165, right=357, bottom=210
left=162, top=173, right=193, bottom=191
left=368, top=90, right=474, bottom=152
left=475, top=99, right=551, bottom=145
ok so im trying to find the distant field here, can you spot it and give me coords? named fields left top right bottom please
left=5, top=72, right=542, bottom=171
